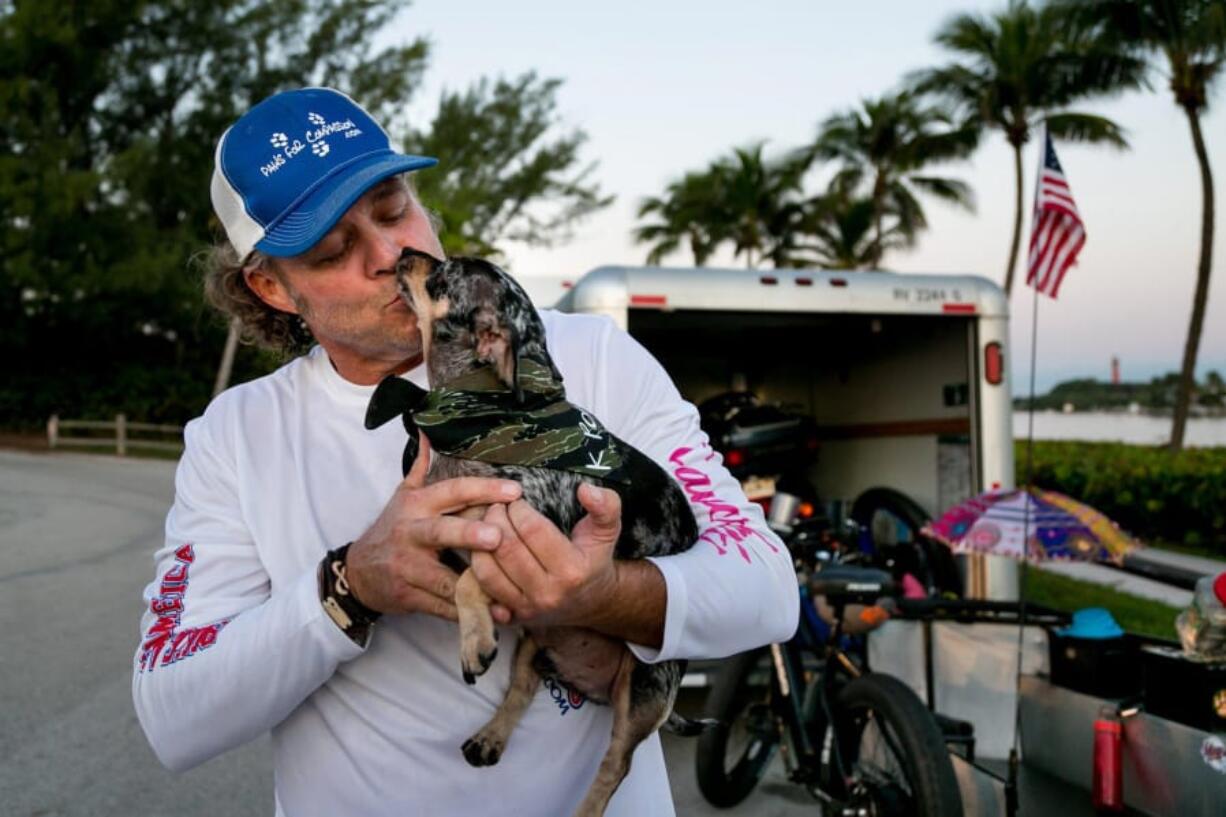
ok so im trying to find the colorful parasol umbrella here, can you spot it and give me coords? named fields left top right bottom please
left=922, top=487, right=1142, bottom=564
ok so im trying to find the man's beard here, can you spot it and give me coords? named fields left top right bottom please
left=292, top=290, right=422, bottom=360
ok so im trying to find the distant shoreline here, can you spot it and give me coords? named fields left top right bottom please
left=1011, top=372, right=1225, bottom=420
left=1012, top=410, right=1226, bottom=448
left=1012, top=404, right=1226, bottom=419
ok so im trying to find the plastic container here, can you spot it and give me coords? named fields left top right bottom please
left=1175, top=571, right=1226, bottom=661
left=1048, top=608, right=1138, bottom=699
left=1048, top=633, right=1138, bottom=698
left=1140, top=642, right=1226, bottom=732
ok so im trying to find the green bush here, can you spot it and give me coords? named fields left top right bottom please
left=1016, top=441, right=1226, bottom=558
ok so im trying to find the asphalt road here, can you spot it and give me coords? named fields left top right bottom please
left=0, top=449, right=812, bottom=817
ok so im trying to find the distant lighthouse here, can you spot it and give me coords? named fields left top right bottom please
left=1111, top=356, right=1120, bottom=385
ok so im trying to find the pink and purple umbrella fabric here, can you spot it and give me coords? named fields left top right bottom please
left=922, top=487, right=1141, bottom=563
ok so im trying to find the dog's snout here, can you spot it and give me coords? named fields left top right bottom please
left=394, top=248, right=454, bottom=305
left=395, top=247, right=443, bottom=280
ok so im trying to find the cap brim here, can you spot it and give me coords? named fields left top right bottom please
left=255, top=152, right=438, bottom=258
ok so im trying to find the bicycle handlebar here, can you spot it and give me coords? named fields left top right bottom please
left=808, top=565, right=897, bottom=603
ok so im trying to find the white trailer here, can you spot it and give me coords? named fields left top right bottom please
left=554, top=264, right=1018, bottom=600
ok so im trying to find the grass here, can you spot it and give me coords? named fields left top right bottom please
left=55, top=443, right=183, bottom=461
left=0, top=437, right=183, bottom=461
left=1, top=431, right=183, bottom=461
left=1022, top=567, right=1181, bottom=642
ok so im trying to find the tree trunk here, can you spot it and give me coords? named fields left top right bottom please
left=213, top=317, right=242, bottom=398
left=1003, top=142, right=1025, bottom=296
left=1169, top=105, right=1216, bottom=451
left=871, top=172, right=886, bottom=269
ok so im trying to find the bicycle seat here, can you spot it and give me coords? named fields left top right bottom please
left=808, top=565, right=896, bottom=605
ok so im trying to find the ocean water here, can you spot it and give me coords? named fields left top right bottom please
left=1013, top=410, right=1226, bottom=447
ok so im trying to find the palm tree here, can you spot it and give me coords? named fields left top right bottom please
left=633, top=144, right=812, bottom=268
left=1058, top=0, right=1226, bottom=450
left=710, top=144, right=811, bottom=269
left=811, top=89, right=978, bottom=269
left=913, top=0, right=1146, bottom=295
left=633, top=171, right=725, bottom=266
left=795, top=193, right=911, bottom=269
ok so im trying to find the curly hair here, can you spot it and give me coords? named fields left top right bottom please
left=201, top=243, right=315, bottom=355
left=201, top=175, right=438, bottom=355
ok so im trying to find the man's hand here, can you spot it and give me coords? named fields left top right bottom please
left=470, top=483, right=668, bottom=647
left=346, top=436, right=521, bottom=620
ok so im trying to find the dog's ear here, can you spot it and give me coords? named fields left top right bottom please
left=474, top=306, right=522, bottom=399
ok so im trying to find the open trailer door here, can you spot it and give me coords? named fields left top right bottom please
left=558, top=264, right=1016, bottom=600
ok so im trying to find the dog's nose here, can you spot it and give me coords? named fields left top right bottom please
left=395, top=247, right=445, bottom=281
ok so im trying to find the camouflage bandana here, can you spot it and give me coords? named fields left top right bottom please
left=365, top=356, right=629, bottom=484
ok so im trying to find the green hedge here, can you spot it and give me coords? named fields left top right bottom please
left=1016, top=441, right=1226, bottom=557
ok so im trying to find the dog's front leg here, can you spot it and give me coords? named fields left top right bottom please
left=462, top=633, right=540, bottom=767
left=456, top=567, right=499, bottom=684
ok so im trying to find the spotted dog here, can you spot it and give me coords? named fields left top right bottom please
left=365, top=249, right=702, bottom=817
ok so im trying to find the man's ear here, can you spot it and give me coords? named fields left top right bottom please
left=474, top=307, right=521, bottom=399
left=244, top=265, right=298, bottom=314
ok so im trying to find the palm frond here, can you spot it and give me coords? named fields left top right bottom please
left=908, top=175, right=976, bottom=210
left=808, top=88, right=980, bottom=266
left=1043, top=111, right=1130, bottom=147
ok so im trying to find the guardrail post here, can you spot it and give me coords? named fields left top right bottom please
left=116, top=413, right=127, bottom=456
left=48, top=415, right=59, bottom=449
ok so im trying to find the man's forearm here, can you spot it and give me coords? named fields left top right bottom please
left=134, top=566, right=363, bottom=771
left=579, top=560, right=666, bottom=649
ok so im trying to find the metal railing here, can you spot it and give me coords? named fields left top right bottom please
left=46, top=414, right=183, bottom=456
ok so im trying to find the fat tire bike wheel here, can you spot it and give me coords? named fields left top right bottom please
left=819, top=673, right=963, bottom=817
left=694, top=648, right=779, bottom=807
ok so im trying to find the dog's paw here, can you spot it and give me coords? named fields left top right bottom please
left=462, top=734, right=504, bottom=767
left=460, top=639, right=498, bottom=683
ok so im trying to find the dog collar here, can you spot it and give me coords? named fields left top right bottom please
left=365, top=357, right=629, bottom=484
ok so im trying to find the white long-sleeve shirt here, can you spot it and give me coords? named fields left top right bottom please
left=132, top=310, right=797, bottom=816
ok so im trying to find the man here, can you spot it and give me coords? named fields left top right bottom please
left=133, top=87, right=797, bottom=816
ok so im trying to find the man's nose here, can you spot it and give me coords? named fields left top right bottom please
left=367, top=228, right=402, bottom=277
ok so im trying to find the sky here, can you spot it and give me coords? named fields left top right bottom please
left=381, top=0, right=1226, bottom=394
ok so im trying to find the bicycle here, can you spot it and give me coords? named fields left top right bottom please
left=694, top=517, right=964, bottom=816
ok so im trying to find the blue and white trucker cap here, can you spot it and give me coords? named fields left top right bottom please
left=210, top=87, right=437, bottom=259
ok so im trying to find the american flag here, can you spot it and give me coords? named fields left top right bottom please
left=1026, top=128, right=1085, bottom=299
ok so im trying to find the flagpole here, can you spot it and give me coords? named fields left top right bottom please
left=1005, top=122, right=1049, bottom=817
left=1021, top=122, right=1047, bottom=495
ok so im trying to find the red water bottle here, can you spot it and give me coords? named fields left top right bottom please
left=1092, top=707, right=1123, bottom=812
